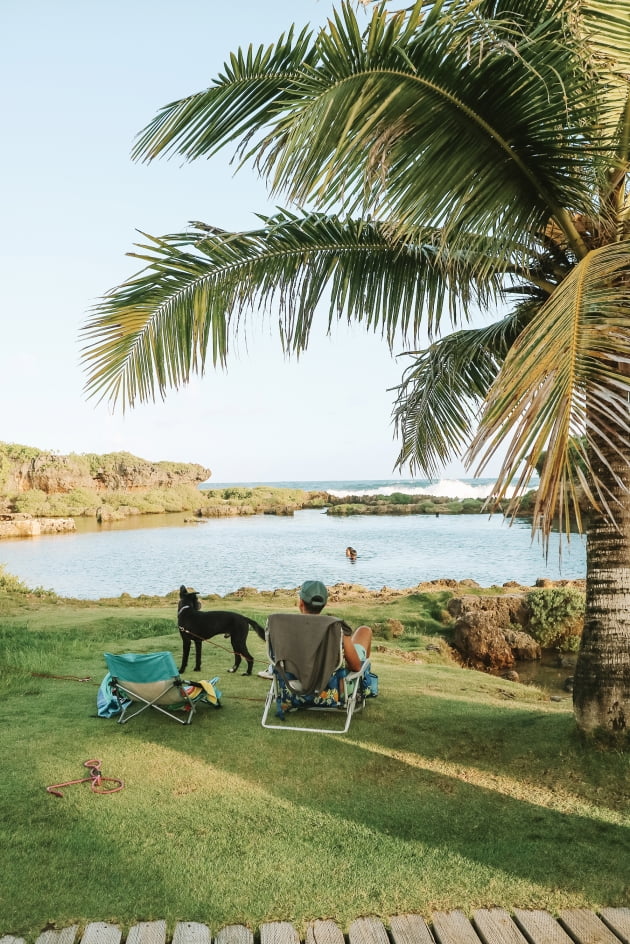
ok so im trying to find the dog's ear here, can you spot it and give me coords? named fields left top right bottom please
left=180, top=584, right=187, bottom=595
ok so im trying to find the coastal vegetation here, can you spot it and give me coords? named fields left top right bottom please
left=80, top=0, right=630, bottom=745
left=11, top=482, right=205, bottom=518
left=8, top=482, right=328, bottom=520
left=326, top=491, right=536, bottom=517
left=0, top=574, right=628, bottom=939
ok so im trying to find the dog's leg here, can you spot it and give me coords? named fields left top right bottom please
left=193, top=638, right=202, bottom=672
left=240, top=641, right=255, bottom=676
left=179, top=631, right=190, bottom=674
left=228, top=653, right=240, bottom=674
left=227, top=633, right=241, bottom=674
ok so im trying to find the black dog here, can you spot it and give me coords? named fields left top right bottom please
left=177, top=585, right=265, bottom=675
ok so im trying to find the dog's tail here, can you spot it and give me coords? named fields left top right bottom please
left=246, top=618, right=266, bottom=641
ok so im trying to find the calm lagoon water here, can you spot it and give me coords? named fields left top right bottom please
left=0, top=477, right=586, bottom=599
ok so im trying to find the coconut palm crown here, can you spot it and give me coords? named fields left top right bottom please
left=81, top=0, right=630, bottom=743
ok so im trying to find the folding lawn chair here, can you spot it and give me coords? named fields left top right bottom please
left=261, top=613, right=375, bottom=734
left=103, top=651, right=221, bottom=725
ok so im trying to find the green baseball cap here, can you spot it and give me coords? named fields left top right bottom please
left=299, top=580, right=328, bottom=608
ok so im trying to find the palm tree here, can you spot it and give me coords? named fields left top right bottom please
left=81, top=0, right=630, bottom=744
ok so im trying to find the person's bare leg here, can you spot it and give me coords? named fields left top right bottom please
left=352, top=625, right=372, bottom=657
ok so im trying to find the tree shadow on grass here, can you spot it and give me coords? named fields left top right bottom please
left=8, top=656, right=630, bottom=935
left=89, top=681, right=630, bottom=908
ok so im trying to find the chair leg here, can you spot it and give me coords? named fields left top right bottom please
left=114, top=681, right=197, bottom=724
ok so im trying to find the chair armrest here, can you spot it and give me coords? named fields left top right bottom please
left=344, top=658, right=370, bottom=684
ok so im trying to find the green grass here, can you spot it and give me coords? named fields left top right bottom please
left=0, top=587, right=628, bottom=941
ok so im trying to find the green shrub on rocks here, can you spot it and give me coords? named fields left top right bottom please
left=526, top=587, right=585, bottom=651
left=12, top=487, right=100, bottom=517
left=326, top=493, right=489, bottom=516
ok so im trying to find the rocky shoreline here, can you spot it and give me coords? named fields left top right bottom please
left=0, top=513, right=76, bottom=538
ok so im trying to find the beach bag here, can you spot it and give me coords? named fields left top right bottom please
left=363, top=670, right=379, bottom=697
left=97, top=672, right=129, bottom=717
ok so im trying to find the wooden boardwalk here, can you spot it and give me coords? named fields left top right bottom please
left=2, top=909, right=630, bottom=944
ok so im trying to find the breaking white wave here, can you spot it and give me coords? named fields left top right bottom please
left=203, top=476, right=539, bottom=502
left=325, top=478, right=528, bottom=501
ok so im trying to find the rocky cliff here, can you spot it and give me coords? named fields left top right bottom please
left=0, top=444, right=211, bottom=495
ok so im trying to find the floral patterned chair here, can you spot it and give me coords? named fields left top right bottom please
left=261, top=613, right=375, bottom=734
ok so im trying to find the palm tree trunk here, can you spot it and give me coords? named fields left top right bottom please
left=573, top=430, right=630, bottom=744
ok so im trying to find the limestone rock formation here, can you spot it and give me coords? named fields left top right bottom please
left=0, top=513, right=75, bottom=538
left=4, top=450, right=210, bottom=494
left=448, top=595, right=541, bottom=670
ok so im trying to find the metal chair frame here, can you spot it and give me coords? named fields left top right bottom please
left=105, top=651, right=204, bottom=725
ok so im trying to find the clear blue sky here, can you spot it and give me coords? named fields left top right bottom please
left=1, top=0, right=498, bottom=482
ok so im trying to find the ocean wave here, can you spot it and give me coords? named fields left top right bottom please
left=326, top=478, right=525, bottom=500
left=204, top=477, right=538, bottom=501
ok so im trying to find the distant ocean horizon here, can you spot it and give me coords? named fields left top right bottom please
left=0, top=474, right=584, bottom=601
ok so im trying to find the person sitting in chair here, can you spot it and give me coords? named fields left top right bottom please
left=257, top=579, right=372, bottom=678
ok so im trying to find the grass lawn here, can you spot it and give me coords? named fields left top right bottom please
left=0, top=583, right=628, bottom=941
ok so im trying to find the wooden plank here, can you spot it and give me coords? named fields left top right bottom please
left=35, top=929, right=79, bottom=944
left=173, top=923, right=212, bottom=944
left=514, top=910, right=576, bottom=944
left=474, top=909, right=530, bottom=944
left=349, top=917, right=390, bottom=944
left=390, top=913, right=435, bottom=944
left=306, top=920, right=345, bottom=944
left=80, top=925, right=122, bottom=944
left=432, top=911, right=483, bottom=944
left=215, top=927, right=254, bottom=944
left=559, top=910, right=622, bottom=944
left=127, top=923, right=166, bottom=944
left=259, top=923, right=300, bottom=944
left=599, top=910, right=630, bottom=944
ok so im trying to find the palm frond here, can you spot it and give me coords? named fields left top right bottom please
left=131, top=0, right=609, bottom=264
left=253, top=1, right=604, bottom=255
left=131, top=24, right=316, bottom=164
left=470, top=240, right=630, bottom=541
left=393, top=310, right=530, bottom=477
left=81, top=212, right=504, bottom=409
left=580, top=0, right=630, bottom=113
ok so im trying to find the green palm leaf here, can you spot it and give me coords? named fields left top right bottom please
left=132, top=0, right=606, bottom=261
left=81, top=212, right=505, bottom=408
left=131, top=24, right=317, bottom=164
left=392, top=310, right=530, bottom=477
left=85, top=0, right=630, bottom=535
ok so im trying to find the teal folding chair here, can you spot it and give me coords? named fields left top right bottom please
left=261, top=613, right=375, bottom=734
left=103, top=651, right=220, bottom=725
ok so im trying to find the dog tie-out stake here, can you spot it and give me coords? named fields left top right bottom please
left=46, top=759, right=124, bottom=797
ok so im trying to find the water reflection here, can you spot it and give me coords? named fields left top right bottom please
left=515, top=652, right=576, bottom=695
left=73, top=511, right=191, bottom=533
